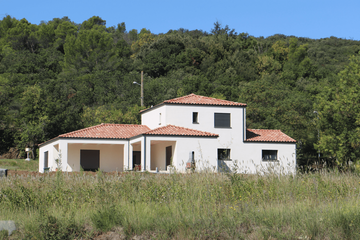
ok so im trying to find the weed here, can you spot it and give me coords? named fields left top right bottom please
left=91, top=205, right=122, bottom=232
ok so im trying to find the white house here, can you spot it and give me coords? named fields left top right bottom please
left=39, top=94, right=296, bottom=174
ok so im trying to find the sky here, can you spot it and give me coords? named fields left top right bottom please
left=1, top=0, right=360, bottom=40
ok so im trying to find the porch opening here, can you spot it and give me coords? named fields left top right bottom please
left=80, top=149, right=100, bottom=171
left=150, top=140, right=176, bottom=171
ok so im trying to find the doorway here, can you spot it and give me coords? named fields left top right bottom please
left=80, top=150, right=100, bottom=171
left=133, top=151, right=141, bottom=170
left=166, top=146, right=172, bottom=167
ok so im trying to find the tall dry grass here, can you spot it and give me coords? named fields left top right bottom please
left=0, top=169, right=359, bottom=239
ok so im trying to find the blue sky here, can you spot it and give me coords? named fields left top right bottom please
left=1, top=0, right=359, bottom=40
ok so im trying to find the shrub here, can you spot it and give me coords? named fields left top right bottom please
left=91, top=205, right=123, bottom=232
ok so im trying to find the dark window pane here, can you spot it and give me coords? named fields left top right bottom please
left=193, top=112, right=198, bottom=123
left=44, top=151, right=48, bottom=168
left=214, top=113, right=230, bottom=128
left=262, top=150, right=278, bottom=161
left=218, top=149, right=231, bottom=160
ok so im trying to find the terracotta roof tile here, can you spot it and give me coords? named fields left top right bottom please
left=164, top=94, right=247, bottom=106
left=59, top=123, right=150, bottom=139
left=245, top=129, right=296, bottom=143
left=141, top=94, right=246, bottom=113
left=144, top=125, right=218, bottom=137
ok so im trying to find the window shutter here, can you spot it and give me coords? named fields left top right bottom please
left=214, top=113, right=230, bottom=128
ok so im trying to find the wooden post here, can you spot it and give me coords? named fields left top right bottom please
left=141, top=71, right=144, bottom=107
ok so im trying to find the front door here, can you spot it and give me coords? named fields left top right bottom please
left=133, top=151, right=141, bottom=169
left=80, top=150, right=100, bottom=171
left=166, top=146, right=172, bottom=167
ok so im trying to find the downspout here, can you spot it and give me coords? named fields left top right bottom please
left=243, top=108, right=246, bottom=142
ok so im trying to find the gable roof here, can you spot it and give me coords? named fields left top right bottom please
left=59, top=123, right=150, bottom=139
left=141, top=94, right=246, bottom=113
left=143, top=125, right=218, bottom=137
left=245, top=129, right=296, bottom=143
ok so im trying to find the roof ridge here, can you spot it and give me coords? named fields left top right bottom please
left=167, top=124, right=217, bottom=134
left=247, top=129, right=281, bottom=131
left=59, top=123, right=103, bottom=137
left=59, top=123, right=148, bottom=137
left=144, top=124, right=218, bottom=137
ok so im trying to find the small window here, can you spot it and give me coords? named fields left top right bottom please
left=159, top=113, right=161, bottom=125
left=262, top=150, right=278, bottom=161
left=192, top=112, right=198, bottom=123
left=218, top=149, right=231, bottom=160
left=44, top=151, right=48, bottom=168
left=214, top=113, right=231, bottom=128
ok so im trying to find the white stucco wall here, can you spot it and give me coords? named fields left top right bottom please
left=223, top=142, right=296, bottom=174
left=141, top=105, right=167, bottom=129
left=39, top=139, right=61, bottom=172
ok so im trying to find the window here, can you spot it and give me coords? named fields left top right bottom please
left=159, top=113, right=161, bottom=125
left=44, top=151, right=48, bottom=168
left=262, top=150, right=278, bottom=161
left=218, top=149, right=231, bottom=160
left=192, top=112, right=198, bottom=123
left=214, top=113, right=231, bottom=128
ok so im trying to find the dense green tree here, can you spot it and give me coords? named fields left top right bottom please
left=316, top=54, right=360, bottom=165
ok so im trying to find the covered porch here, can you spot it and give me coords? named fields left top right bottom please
left=129, top=136, right=176, bottom=172
left=39, top=138, right=128, bottom=172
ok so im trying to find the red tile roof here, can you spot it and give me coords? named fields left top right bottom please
left=164, top=94, right=247, bottom=106
left=59, top=123, right=150, bottom=139
left=245, top=129, right=296, bottom=143
left=144, top=125, right=218, bottom=137
left=141, top=94, right=246, bottom=113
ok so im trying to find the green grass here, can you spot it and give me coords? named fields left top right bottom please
left=0, top=170, right=360, bottom=239
left=0, top=159, right=38, bottom=171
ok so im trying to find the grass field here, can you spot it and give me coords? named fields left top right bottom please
left=0, top=168, right=360, bottom=239
left=0, top=159, right=38, bottom=172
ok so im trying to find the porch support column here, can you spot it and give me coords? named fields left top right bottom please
left=129, top=142, right=134, bottom=171
left=123, top=142, right=129, bottom=171
left=145, top=137, right=151, bottom=171
left=141, top=137, right=146, bottom=171
left=58, top=139, right=69, bottom=171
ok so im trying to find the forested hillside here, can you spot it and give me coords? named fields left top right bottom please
left=1, top=15, right=360, bottom=166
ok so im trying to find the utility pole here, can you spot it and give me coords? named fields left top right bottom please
left=141, top=71, right=144, bottom=107
left=133, top=71, right=144, bottom=107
